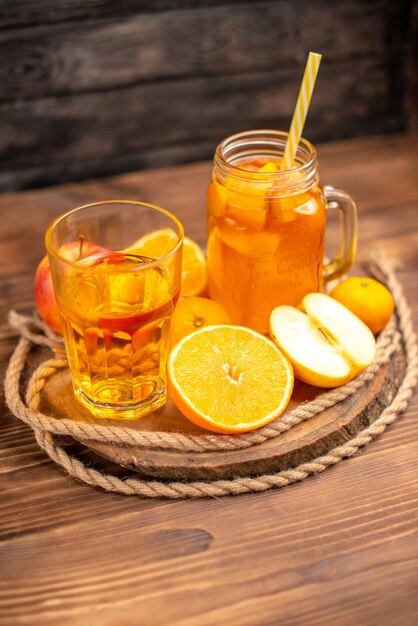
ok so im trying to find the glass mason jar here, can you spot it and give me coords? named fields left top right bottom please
left=207, top=130, right=357, bottom=333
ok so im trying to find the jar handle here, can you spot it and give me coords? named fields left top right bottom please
left=323, top=185, right=358, bottom=282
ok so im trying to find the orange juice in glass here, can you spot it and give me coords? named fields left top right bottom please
left=46, top=201, right=183, bottom=420
left=207, top=130, right=357, bottom=333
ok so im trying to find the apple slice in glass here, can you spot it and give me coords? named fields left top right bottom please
left=58, top=241, right=124, bottom=266
left=34, top=240, right=123, bottom=334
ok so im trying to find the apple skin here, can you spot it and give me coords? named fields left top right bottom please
left=34, top=254, right=62, bottom=335
left=57, top=241, right=124, bottom=265
left=34, top=240, right=123, bottom=335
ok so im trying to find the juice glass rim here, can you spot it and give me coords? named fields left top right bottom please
left=214, top=129, right=318, bottom=182
left=45, top=199, right=184, bottom=271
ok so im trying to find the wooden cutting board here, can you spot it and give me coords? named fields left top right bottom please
left=39, top=341, right=405, bottom=481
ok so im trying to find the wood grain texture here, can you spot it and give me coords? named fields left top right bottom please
left=0, top=0, right=274, bottom=29
left=405, top=0, right=418, bottom=130
left=0, top=1, right=393, bottom=101
left=0, top=59, right=404, bottom=191
left=0, top=0, right=414, bottom=190
left=0, top=134, right=418, bottom=625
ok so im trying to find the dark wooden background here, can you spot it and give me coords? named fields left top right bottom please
left=0, top=0, right=415, bottom=191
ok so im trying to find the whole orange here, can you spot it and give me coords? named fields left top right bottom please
left=330, top=276, right=394, bottom=334
left=170, top=297, right=230, bottom=346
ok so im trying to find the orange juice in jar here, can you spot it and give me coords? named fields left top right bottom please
left=207, top=130, right=357, bottom=333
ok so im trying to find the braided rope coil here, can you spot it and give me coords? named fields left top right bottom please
left=5, top=313, right=400, bottom=453
left=4, top=251, right=418, bottom=498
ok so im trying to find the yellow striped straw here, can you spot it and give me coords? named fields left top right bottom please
left=282, top=52, right=322, bottom=170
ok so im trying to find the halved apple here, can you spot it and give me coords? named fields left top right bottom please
left=269, top=292, right=376, bottom=387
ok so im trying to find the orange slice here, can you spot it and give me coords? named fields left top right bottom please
left=222, top=162, right=280, bottom=230
left=170, top=296, right=230, bottom=346
left=224, top=176, right=268, bottom=231
left=168, top=325, right=294, bottom=434
left=124, top=228, right=179, bottom=258
left=125, top=229, right=207, bottom=297
left=207, top=181, right=227, bottom=217
left=180, top=237, right=207, bottom=296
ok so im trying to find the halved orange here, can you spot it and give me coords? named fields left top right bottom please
left=125, top=229, right=207, bottom=297
left=168, top=325, right=294, bottom=434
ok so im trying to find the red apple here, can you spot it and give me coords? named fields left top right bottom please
left=57, top=240, right=124, bottom=266
left=34, top=254, right=63, bottom=334
left=34, top=240, right=124, bottom=335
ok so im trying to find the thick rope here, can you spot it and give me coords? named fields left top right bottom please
left=5, top=313, right=400, bottom=453
left=4, top=251, right=418, bottom=498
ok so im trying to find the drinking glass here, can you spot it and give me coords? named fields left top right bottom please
left=207, top=130, right=357, bottom=333
left=46, top=201, right=183, bottom=420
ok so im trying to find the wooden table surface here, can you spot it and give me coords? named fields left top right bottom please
left=1, top=134, right=418, bottom=626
